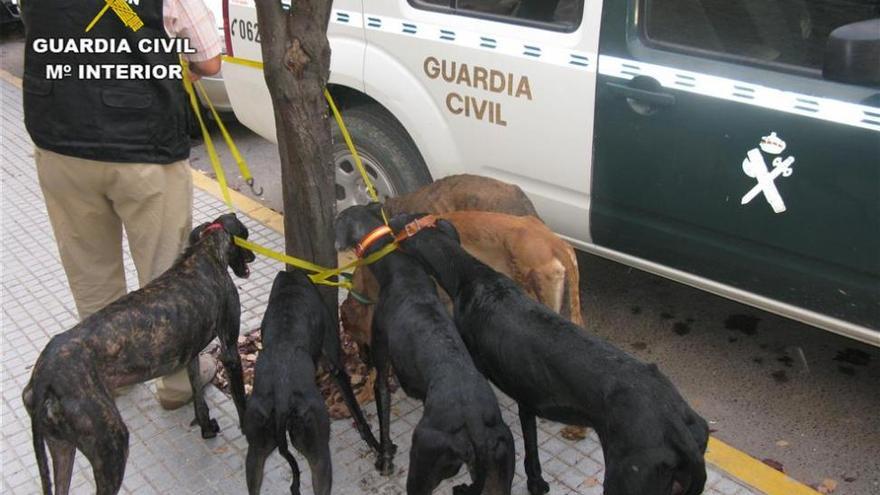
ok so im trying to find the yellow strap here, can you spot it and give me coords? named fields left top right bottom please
left=234, top=237, right=399, bottom=289
left=181, top=61, right=234, bottom=210
left=221, top=54, right=387, bottom=223
left=184, top=57, right=398, bottom=285
left=193, top=80, right=253, bottom=183
left=221, top=55, right=264, bottom=70
left=323, top=89, right=390, bottom=225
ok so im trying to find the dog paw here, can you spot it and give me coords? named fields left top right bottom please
left=375, top=456, right=394, bottom=476
left=527, top=478, right=550, bottom=495
left=201, top=419, right=220, bottom=439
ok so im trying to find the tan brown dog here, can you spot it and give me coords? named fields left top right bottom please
left=341, top=210, right=582, bottom=348
left=384, top=173, right=539, bottom=218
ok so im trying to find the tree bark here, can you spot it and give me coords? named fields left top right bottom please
left=253, top=0, right=337, bottom=321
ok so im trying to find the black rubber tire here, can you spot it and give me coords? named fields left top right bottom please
left=331, top=104, right=432, bottom=199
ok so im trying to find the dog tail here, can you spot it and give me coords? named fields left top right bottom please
left=274, top=403, right=298, bottom=473
left=27, top=380, right=54, bottom=495
left=556, top=244, right=583, bottom=327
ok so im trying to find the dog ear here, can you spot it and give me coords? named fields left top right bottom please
left=435, top=218, right=461, bottom=244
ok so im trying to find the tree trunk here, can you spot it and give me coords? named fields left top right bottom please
left=253, top=0, right=337, bottom=320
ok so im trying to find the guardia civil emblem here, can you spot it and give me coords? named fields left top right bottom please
left=741, top=132, right=795, bottom=214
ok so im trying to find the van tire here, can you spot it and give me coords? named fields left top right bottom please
left=332, top=104, right=431, bottom=211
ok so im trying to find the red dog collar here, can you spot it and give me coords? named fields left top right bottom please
left=200, top=222, right=225, bottom=237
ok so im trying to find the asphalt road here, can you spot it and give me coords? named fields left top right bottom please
left=3, top=27, right=878, bottom=494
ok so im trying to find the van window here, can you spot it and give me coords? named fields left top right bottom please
left=411, top=0, right=584, bottom=31
left=642, top=0, right=880, bottom=71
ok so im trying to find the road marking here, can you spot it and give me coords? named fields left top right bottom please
left=0, top=68, right=22, bottom=88
left=191, top=169, right=284, bottom=234
left=706, top=437, right=821, bottom=495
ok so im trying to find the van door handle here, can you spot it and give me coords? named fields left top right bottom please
left=607, top=81, right=676, bottom=107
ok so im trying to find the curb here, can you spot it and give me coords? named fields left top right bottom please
left=190, top=169, right=285, bottom=234
left=706, top=438, right=820, bottom=495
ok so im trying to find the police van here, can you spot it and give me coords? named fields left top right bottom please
left=221, top=0, right=880, bottom=346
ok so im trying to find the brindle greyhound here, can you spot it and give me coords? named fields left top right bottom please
left=23, top=213, right=254, bottom=495
left=244, top=270, right=380, bottom=495
left=391, top=211, right=709, bottom=495
left=336, top=204, right=515, bottom=495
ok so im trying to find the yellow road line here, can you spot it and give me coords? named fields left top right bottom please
left=706, top=437, right=820, bottom=495
left=191, top=169, right=285, bottom=234
left=0, top=68, right=23, bottom=88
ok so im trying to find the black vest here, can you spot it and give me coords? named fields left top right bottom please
left=22, top=0, right=190, bottom=164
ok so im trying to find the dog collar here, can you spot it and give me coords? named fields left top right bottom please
left=393, top=215, right=437, bottom=244
left=354, top=215, right=438, bottom=258
left=201, top=222, right=225, bottom=238
left=355, top=225, right=394, bottom=258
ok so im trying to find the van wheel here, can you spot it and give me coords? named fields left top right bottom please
left=332, top=105, right=431, bottom=212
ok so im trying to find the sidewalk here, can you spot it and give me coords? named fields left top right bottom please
left=1, top=76, right=761, bottom=494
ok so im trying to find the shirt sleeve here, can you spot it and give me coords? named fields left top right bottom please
left=164, top=0, right=223, bottom=62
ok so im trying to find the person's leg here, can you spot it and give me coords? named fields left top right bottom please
left=35, top=147, right=127, bottom=320
left=106, top=160, right=193, bottom=284
left=107, top=160, right=210, bottom=409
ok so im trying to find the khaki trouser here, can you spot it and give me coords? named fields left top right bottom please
left=35, top=147, right=196, bottom=402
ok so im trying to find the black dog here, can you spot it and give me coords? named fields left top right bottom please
left=394, top=212, right=709, bottom=495
left=336, top=204, right=515, bottom=495
left=22, top=213, right=254, bottom=495
left=244, top=270, right=380, bottom=495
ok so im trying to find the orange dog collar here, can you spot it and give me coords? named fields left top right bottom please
left=353, top=215, right=438, bottom=258
left=394, top=215, right=437, bottom=243
left=355, top=225, right=393, bottom=258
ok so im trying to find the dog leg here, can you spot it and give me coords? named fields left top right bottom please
left=219, top=305, right=247, bottom=427
left=519, top=406, right=550, bottom=495
left=291, top=407, right=331, bottom=495
left=187, top=356, right=219, bottom=438
left=322, top=321, right=381, bottom=453
left=77, top=401, right=129, bottom=495
left=406, top=423, right=462, bottom=495
left=46, top=437, right=75, bottom=495
left=371, top=324, right=396, bottom=475
left=245, top=436, right=276, bottom=495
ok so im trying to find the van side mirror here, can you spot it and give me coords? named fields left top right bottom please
left=823, top=19, right=880, bottom=86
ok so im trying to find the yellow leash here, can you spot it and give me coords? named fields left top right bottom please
left=324, top=88, right=389, bottom=225
left=181, top=59, right=396, bottom=288
left=192, top=80, right=263, bottom=196
left=182, top=61, right=233, bottom=209
left=220, top=55, right=387, bottom=223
